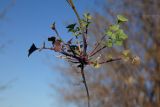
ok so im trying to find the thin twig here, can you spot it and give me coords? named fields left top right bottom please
left=54, top=27, right=62, bottom=40
left=38, top=47, right=78, bottom=60
left=99, top=57, right=122, bottom=64
left=52, top=22, right=64, bottom=42
left=89, top=45, right=107, bottom=57
left=89, top=35, right=106, bottom=56
left=0, top=0, right=15, bottom=19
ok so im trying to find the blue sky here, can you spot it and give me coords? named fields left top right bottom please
left=0, top=0, right=97, bottom=107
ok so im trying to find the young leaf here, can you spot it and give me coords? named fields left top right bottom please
left=115, top=40, right=123, bottom=46
left=117, top=29, right=128, bottom=39
left=28, top=43, right=38, bottom=57
left=117, top=15, right=128, bottom=23
left=109, top=25, right=119, bottom=31
left=84, top=13, right=92, bottom=20
left=105, top=31, right=112, bottom=36
left=48, top=36, right=56, bottom=44
left=51, top=22, right=56, bottom=30
left=66, top=23, right=76, bottom=32
left=106, top=39, right=113, bottom=47
left=92, top=61, right=100, bottom=68
left=122, top=50, right=131, bottom=62
left=122, top=50, right=130, bottom=56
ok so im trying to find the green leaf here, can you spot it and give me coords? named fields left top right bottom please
left=109, top=25, right=119, bottom=31
left=106, top=39, right=113, bottom=47
left=105, top=31, right=112, bottom=36
left=81, top=20, right=87, bottom=27
left=105, top=16, right=128, bottom=47
left=84, top=13, right=92, bottom=20
left=121, top=34, right=128, bottom=39
left=122, top=50, right=131, bottom=62
left=115, top=40, right=123, bottom=46
left=117, top=29, right=128, bottom=39
left=111, top=33, right=116, bottom=39
left=28, top=43, right=38, bottom=57
left=117, top=15, right=128, bottom=23
left=81, top=13, right=92, bottom=29
left=66, top=23, right=76, bottom=32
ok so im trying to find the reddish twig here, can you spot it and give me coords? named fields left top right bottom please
left=89, top=35, right=106, bottom=56
left=99, top=57, right=122, bottom=64
left=89, top=45, right=107, bottom=57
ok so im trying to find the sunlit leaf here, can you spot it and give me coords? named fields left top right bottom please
left=105, top=31, right=112, bottom=36
left=122, top=50, right=131, bottom=62
left=122, top=50, right=130, bottom=56
left=117, top=15, right=128, bottom=23
left=84, top=13, right=92, bottom=20
left=93, top=62, right=100, bottom=68
left=105, top=23, right=128, bottom=47
left=109, top=25, right=119, bottom=31
left=115, top=40, right=123, bottom=46
left=106, top=39, right=113, bottom=47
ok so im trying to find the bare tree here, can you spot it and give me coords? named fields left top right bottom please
left=0, top=0, right=15, bottom=52
left=0, top=0, right=15, bottom=20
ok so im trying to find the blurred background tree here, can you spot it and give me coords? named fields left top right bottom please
left=51, top=0, right=160, bottom=107
left=0, top=0, right=15, bottom=96
left=0, top=0, right=15, bottom=52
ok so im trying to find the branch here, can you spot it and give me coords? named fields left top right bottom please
left=66, top=0, right=87, bottom=56
left=89, top=35, right=106, bottom=56
left=80, top=64, right=90, bottom=107
left=60, top=51, right=79, bottom=60
left=0, top=0, right=15, bottom=19
left=99, top=57, right=122, bottom=64
left=54, top=27, right=62, bottom=40
left=89, top=45, right=107, bottom=57
left=51, top=22, right=63, bottom=42
left=68, top=44, right=79, bottom=57
left=38, top=47, right=78, bottom=60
